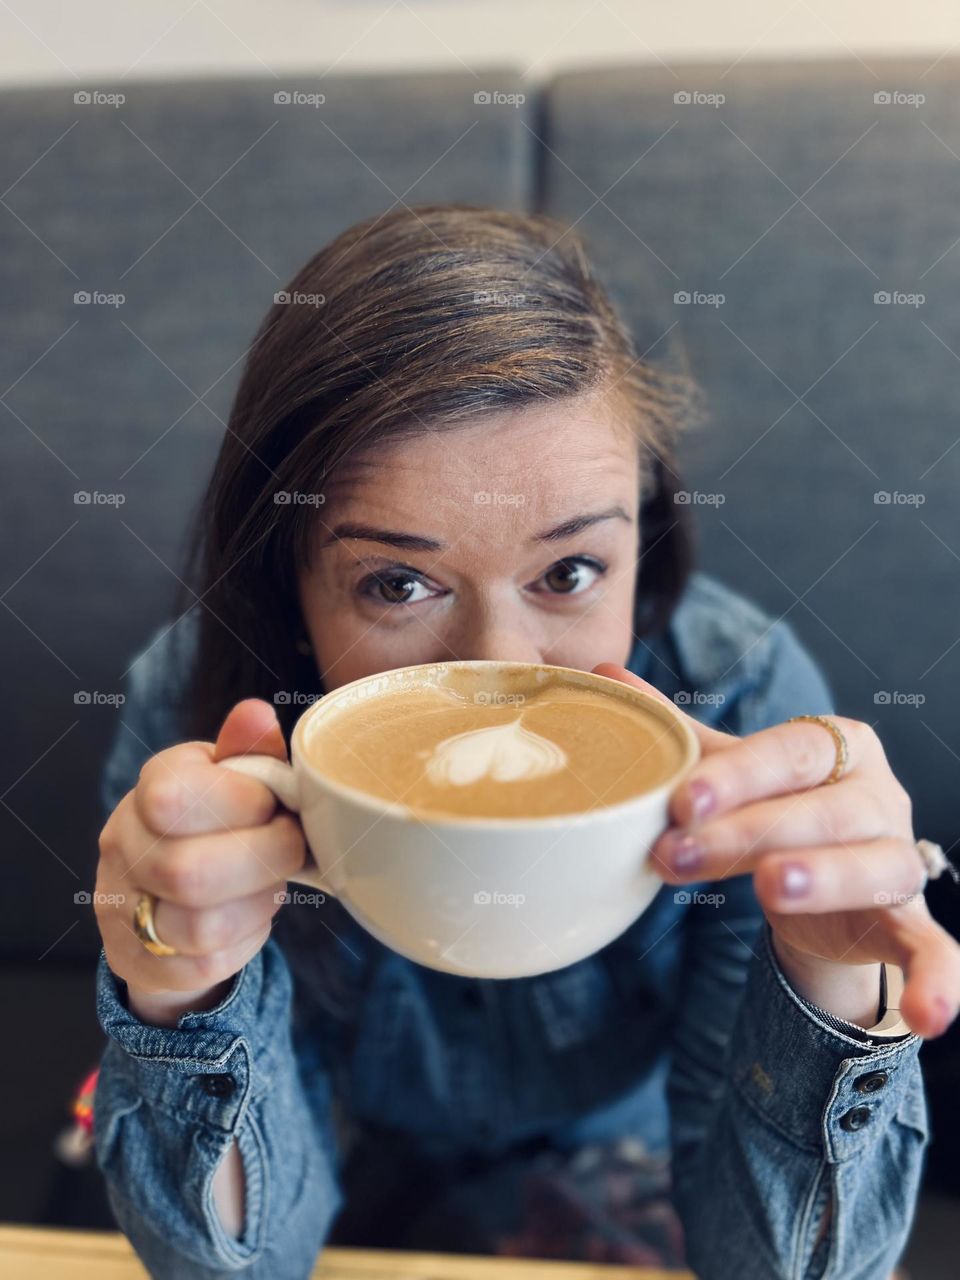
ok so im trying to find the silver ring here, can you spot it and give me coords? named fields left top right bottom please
left=915, top=838, right=948, bottom=893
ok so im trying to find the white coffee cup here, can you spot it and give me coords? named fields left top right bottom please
left=218, top=660, right=699, bottom=979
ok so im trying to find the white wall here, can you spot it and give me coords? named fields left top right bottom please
left=0, top=1, right=958, bottom=87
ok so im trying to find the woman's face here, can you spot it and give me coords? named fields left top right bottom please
left=297, top=389, right=643, bottom=691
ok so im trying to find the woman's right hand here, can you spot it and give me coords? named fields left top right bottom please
left=95, top=699, right=307, bottom=1027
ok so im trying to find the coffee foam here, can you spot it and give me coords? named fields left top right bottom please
left=301, top=663, right=689, bottom=820
left=424, top=717, right=569, bottom=788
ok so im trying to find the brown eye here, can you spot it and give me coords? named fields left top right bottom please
left=378, top=576, right=414, bottom=604
left=360, top=572, right=434, bottom=606
left=540, top=557, right=605, bottom=595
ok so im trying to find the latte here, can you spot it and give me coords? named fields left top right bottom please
left=302, top=667, right=687, bottom=820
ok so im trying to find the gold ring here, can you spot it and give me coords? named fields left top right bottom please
left=786, top=713, right=850, bottom=784
left=133, top=891, right=178, bottom=957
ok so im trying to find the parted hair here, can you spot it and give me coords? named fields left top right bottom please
left=173, top=203, right=703, bottom=745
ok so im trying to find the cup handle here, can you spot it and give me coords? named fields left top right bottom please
left=217, top=754, right=335, bottom=896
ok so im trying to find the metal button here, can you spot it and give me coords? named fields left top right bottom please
left=199, top=1073, right=236, bottom=1099
left=854, top=1070, right=889, bottom=1094
left=840, top=1105, right=872, bottom=1131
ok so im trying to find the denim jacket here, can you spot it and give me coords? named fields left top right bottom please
left=93, top=571, right=928, bottom=1280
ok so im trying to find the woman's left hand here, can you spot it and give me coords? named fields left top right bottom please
left=595, top=663, right=960, bottom=1040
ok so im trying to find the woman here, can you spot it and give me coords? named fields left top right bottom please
left=92, top=204, right=957, bottom=1279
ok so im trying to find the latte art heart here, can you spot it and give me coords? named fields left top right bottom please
left=304, top=674, right=687, bottom=819
left=424, top=717, right=568, bottom=788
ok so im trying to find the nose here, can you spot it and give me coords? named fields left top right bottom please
left=448, top=613, right=542, bottom=665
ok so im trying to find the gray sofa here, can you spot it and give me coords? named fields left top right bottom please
left=2, top=60, right=957, bottom=1239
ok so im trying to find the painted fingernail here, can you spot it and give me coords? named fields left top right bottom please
left=780, top=861, right=812, bottom=899
left=688, top=779, right=716, bottom=821
left=665, top=833, right=705, bottom=874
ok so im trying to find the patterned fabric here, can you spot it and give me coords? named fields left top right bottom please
left=328, top=1122, right=685, bottom=1267
left=411, top=1139, right=685, bottom=1267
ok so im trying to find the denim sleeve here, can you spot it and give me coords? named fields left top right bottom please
left=667, top=618, right=927, bottom=1280
left=95, top=937, right=344, bottom=1278
left=95, top=619, right=343, bottom=1276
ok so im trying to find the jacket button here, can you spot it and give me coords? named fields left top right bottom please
left=854, top=1070, right=889, bottom=1094
left=840, top=1105, right=872, bottom=1131
left=199, top=1073, right=236, bottom=1098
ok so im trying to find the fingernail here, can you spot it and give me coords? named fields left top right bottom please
left=780, top=861, right=812, bottom=899
left=664, top=833, right=705, bottom=874
left=688, top=779, right=716, bottom=821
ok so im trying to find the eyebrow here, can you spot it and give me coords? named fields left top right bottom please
left=321, top=504, right=632, bottom=553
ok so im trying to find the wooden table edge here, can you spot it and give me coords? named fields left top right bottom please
left=0, top=1224, right=691, bottom=1278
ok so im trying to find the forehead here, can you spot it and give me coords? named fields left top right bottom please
left=324, top=389, right=641, bottom=511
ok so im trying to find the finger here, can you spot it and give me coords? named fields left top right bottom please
left=592, top=662, right=737, bottom=757
left=887, top=911, right=960, bottom=1038
left=132, top=885, right=283, bottom=959
left=748, top=839, right=928, bottom=914
left=129, top=812, right=307, bottom=905
left=137, top=749, right=281, bottom=837
left=662, top=715, right=869, bottom=828
left=652, top=780, right=889, bottom=880
left=135, top=700, right=289, bottom=838
left=213, top=698, right=288, bottom=765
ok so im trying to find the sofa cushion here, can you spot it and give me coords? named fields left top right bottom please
left=540, top=59, right=960, bottom=853
left=0, top=69, right=531, bottom=960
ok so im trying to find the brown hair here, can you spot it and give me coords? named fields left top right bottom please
left=173, top=203, right=701, bottom=745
